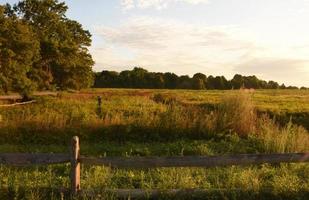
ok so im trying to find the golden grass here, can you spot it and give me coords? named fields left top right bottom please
left=257, top=116, right=309, bottom=153
left=216, top=90, right=257, bottom=137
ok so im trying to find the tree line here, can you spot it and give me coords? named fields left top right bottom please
left=94, top=67, right=306, bottom=90
left=0, top=0, right=94, bottom=99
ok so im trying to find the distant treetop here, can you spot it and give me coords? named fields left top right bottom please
left=94, top=67, right=305, bottom=90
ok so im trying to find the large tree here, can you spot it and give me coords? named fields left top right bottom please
left=10, top=0, right=94, bottom=90
left=0, top=5, right=39, bottom=98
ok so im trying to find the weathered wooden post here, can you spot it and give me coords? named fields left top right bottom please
left=97, top=96, right=102, bottom=107
left=97, top=96, right=102, bottom=118
left=71, top=136, right=81, bottom=195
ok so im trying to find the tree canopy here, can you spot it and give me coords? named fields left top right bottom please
left=94, top=67, right=302, bottom=90
left=0, top=0, right=94, bottom=97
left=0, top=5, right=39, bottom=98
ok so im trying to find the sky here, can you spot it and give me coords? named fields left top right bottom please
left=1, top=0, right=309, bottom=87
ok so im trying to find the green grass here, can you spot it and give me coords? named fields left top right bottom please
left=0, top=89, right=308, bottom=199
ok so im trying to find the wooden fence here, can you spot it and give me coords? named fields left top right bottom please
left=0, top=136, right=309, bottom=198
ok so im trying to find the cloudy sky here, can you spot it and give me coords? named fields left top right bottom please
left=2, top=0, right=309, bottom=86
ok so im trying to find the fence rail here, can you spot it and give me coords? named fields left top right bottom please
left=0, top=136, right=308, bottom=197
left=80, top=153, right=309, bottom=168
left=0, top=153, right=69, bottom=166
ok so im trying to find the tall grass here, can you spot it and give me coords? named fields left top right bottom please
left=0, top=89, right=309, bottom=199
left=0, top=90, right=308, bottom=153
left=257, top=116, right=309, bottom=153
left=216, top=90, right=256, bottom=136
left=214, top=90, right=309, bottom=152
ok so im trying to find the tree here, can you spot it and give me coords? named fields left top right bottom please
left=280, top=84, right=286, bottom=89
left=130, top=67, right=148, bottom=88
left=0, top=5, right=39, bottom=98
left=192, top=78, right=205, bottom=90
left=178, top=75, right=192, bottom=89
left=150, top=73, right=165, bottom=89
left=206, top=75, right=215, bottom=89
left=193, top=73, right=207, bottom=82
left=221, top=76, right=231, bottom=89
left=259, top=80, right=268, bottom=89
left=213, top=76, right=226, bottom=90
left=119, top=70, right=132, bottom=88
left=244, top=75, right=260, bottom=89
left=267, top=81, right=279, bottom=89
left=192, top=73, right=207, bottom=90
left=286, top=86, right=298, bottom=90
left=94, top=70, right=119, bottom=88
left=231, top=74, right=244, bottom=89
left=10, top=0, right=94, bottom=90
left=163, top=72, right=178, bottom=89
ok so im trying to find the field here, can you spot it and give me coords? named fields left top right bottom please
left=0, top=89, right=309, bottom=199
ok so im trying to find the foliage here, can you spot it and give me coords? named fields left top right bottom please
left=0, top=0, right=94, bottom=98
left=0, top=5, right=39, bottom=97
left=94, top=67, right=301, bottom=90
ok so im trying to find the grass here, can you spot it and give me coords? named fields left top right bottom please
left=0, top=89, right=308, bottom=199
left=1, top=164, right=308, bottom=199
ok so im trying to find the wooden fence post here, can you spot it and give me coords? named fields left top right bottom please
left=71, top=136, right=81, bottom=195
left=96, top=96, right=102, bottom=118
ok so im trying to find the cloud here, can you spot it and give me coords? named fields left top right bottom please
left=121, top=0, right=210, bottom=10
left=234, top=58, right=309, bottom=86
left=95, top=17, right=253, bottom=51
left=121, top=0, right=135, bottom=10
left=93, top=16, right=258, bottom=76
left=92, top=16, right=309, bottom=87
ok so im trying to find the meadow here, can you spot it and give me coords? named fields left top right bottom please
left=0, top=89, right=308, bottom=199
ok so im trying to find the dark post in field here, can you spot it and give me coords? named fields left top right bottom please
left=96, top=96, right=102, bottom=117
left=71, top=136, right=81, bottom=195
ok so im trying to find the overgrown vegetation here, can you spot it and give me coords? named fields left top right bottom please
left=0, top=89, right=308, bottom=199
